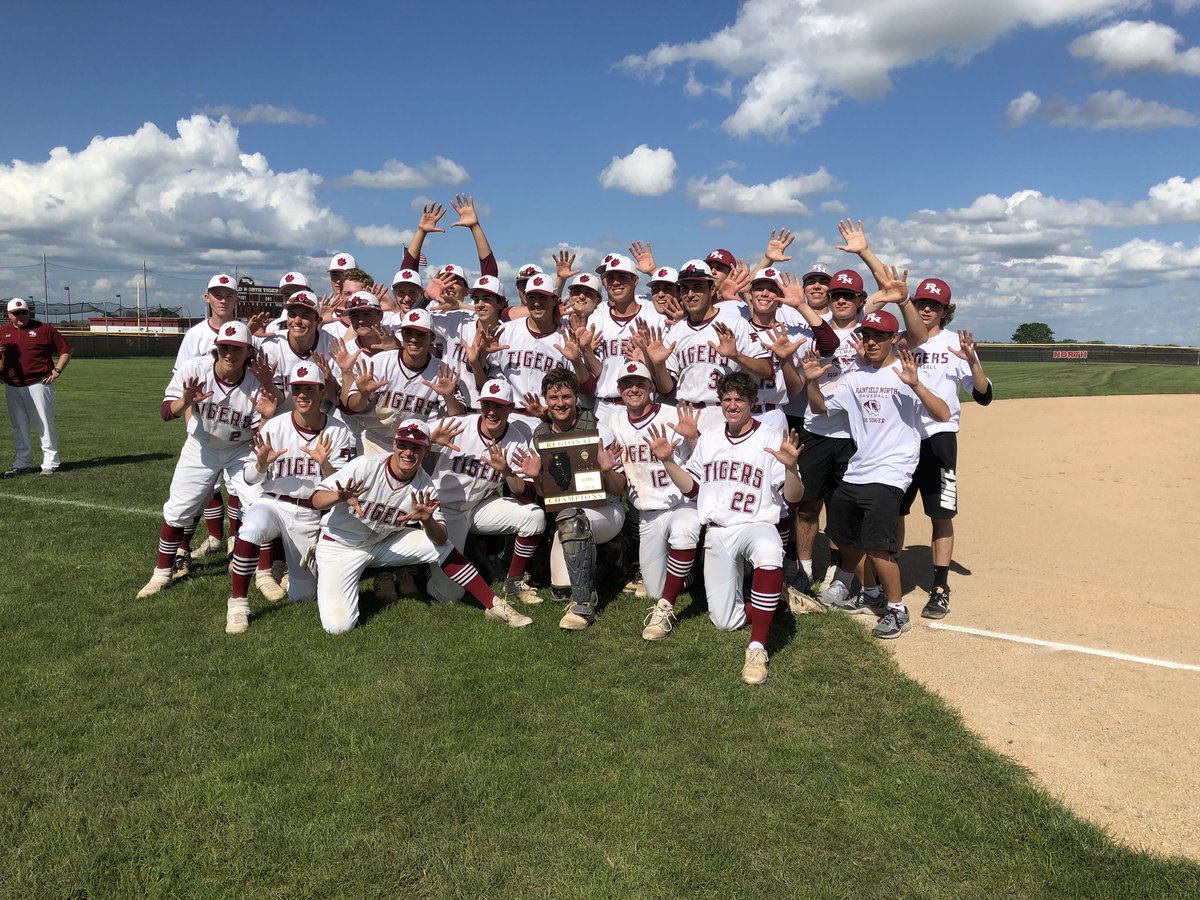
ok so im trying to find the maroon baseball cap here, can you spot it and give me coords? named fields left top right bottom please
left=913, top=278, right=951, bottom=305
left=704, top=248, right=735, bottom=269
left=828, top=270, right=866, bottom=295
left=858, top=310, right=900, bottom=334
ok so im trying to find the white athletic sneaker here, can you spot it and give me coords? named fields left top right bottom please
left=641, top=599, right=676, bottom=641
left=485, top=598, right=533, bottom=628
left=255, top=570, right=287, bottom=603
left=190, top=535, right=224, bottom=560
left=226, top=536, right=236, bottom=556
left=225, top=597, right=250, bottom=634
left=136, top=569, right=173, bottom=599
left=741, top=647, right=769, bottom=685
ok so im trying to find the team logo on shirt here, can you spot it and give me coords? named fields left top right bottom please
left=864, top=399, right=881, bottom=413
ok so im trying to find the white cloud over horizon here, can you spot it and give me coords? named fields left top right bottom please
left=1005, top=89, right=1197, bottom=129
left=687, top=168, right=842, bottom=215
left=193, top=104, right=323, bottom=126
left=1069, top=20, right=1200, bottom=75
left=598, top=145, right=678, bottom=196
left=331, top=156, right=470, bottom=189
left=354, top=225, right=416, bottom=247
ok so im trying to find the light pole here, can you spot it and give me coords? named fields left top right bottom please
left=63, top=286, right=71, bottom=328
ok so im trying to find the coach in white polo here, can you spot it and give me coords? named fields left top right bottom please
left=1, top=298, right=72, bottom=476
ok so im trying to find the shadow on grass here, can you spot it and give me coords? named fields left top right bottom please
left=58, top=452, right=174, bottom=471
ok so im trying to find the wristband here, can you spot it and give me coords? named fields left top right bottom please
left=53, top=367, right=63, bottom=374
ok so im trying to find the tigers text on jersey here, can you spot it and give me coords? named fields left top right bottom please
left=685, top=421, right=787, bottom=526
left=488, top=319, right=573, bottom=400
left=906, top=329, right=981, bottom=437
left=165, top=358, right=262, bottom=449
left=588, top=303, right=667, bottom=399
left=665, top=308, right=754, bottom=404
left=599, top=403, right=694, bottom=512
left=825, top=363, right=922, bottom=489
left=344, top=351, right=448, bottom=449
left=429, top=415, right=535, bottom=506
left=318, top=454, right=445, bottom=545
left=242, top=412, right=354, bottom=499
left=804, top=323, right=863, bottom=438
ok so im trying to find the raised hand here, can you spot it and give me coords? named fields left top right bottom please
left=422, top=363, right=462, bottom=399
left=181, top=376, right=214, bottom=408
left=299, top=432, right=334, bottom=469
left=639, top=323, right=676, bottom=366
left=311, top=351, right=335, bottom=385
left=779, top=271, right=807, bottom=308
left=894, top=349, right=920, bottom=386
left=668, top=401, right=700, bottom=443
left=481, top=440, right=514, bottom=476
left=397, top=489, right=440, bottom=525
left=658, top=293, right=686, bottom=322
left=759, top=323, right=802, bottom=360
left=719, top=262, right=751, bottom=301
left=353, top=360, right=387, bottom=395
left=371, top=283, right=391, bottom=303
left=425, top=275, right=449, bottom=307
left=511, top=446, right=542, bottom=480
left=764, top=428, right=805, bottom=468
left=628, top=240, right=656, bottom=275
left=836, top=218, right=868, bottom=254
left=333, top=477, right=368, bottom=516
left=708, top=321, right=739, bottom=359
left=246, top=310, right=270, bottom=336
left=369, top=324, right=399, bottom=350
left=250, top=389, right=279, bottom=421
left=554, top=326, right=582, bottom=362
left=250, top=356, right=278, bottom=389
left=847, top=332, right=866, bottom=359
left=329, top=339, right=360, bottom=377
left=553, top=250, right=579, bottom=280
left=643, top=423, right=681, bottom=461
left=450, top=193, right=479, bottom=229
left=431, top=417, right=465, bottom=451
left=877, top=264, right=909, bottom=306
left=251, top=431, right=286, bottom=472
left=764, top=227, right=795, bottom=263
left=800, top=350, right=832, bottom=382
left=418, top=202, right=447, bottom=234
left=598, top=439, right=622, bottom=472
left=950, top=330, right=978, bottom=364
left=521, top=392, right=546, bottom=420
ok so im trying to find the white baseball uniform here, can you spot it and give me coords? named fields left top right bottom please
left=259, top=331, right=335, bottom=412
left=599, top=403, right=700, bottom=600
left=488, top=319, right=576, bottom=431
left=173, top=320, right=263, bottom=371
left=588, top=303, right=667, bottom=423
left=343, top=351, right=450, bottom=454
left=665, top=308, right=755, bottom=432
left=685, top=421, right=788, bottom=630
left=240, top=412, right=355, bottom=601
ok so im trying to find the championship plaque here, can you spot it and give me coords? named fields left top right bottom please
left=534, top=429, right=606, bottom=509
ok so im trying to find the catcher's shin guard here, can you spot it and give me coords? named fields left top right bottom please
left=557, top=509, right=595, bottom=615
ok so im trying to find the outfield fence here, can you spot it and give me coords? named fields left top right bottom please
left=976, top=344, right=1199, bottom=365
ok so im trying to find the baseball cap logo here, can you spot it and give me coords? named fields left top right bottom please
left=219, top=276, right=230, bottom=285
left=402, top=270, right=413, bottom=278
left=922, top=282, right=942, bottom=295
left=297, top=367, right=308, bottom=377
left=285, top=274, right=294, bottom=282
left=224, top=325, right=236, bottom=336
left=836, top=274, right=854, bottom=285
left=532, top=276, right=544, bottom=287
left=337, top=257, right=347, bottom=266
left=765, top=268, right=776, bottom=276
left=489, top=384, right=500, bottom=394
left=627, top=364, right=637, bottom=373
left=657, top=268, right=667, bottom=277
left=408, top=312, right=419, bottom=322
left=865, top=313, right=882, bottom=324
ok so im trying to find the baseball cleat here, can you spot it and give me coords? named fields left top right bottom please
left=40, top=468, right=57, bottom=476
left=922, top=587, right=951, bottom=619
left=641, top=599, right=676, bottom=641
left=374, top=571, right=398, bottom=602
left=873, top=607, right=912, bottom=639
left=254, top=570, right=287, bottom=603
left=741, top=647, right=769, bottom=685
left=559, top=609, right=595, bottom=630
left=395, top=567, right=419, bottom=596
left=225, top=597, right=250, bottom=634
left=623, top=565, right=646, bottom=597
left=505, top=575, right=543, bottom=605
left=190, top=535, right=224, bottom=560
left=485, top=598, right=533, bottom=628
left=226, top=536, right=236, bottom=556
left=136, top=569, right=174, bottom=599
left=170, top=551, right=191, bottom=582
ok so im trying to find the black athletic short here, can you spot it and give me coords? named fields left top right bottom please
left=825, top=481, right=904, bottom=554
left=796, top=433, right=855, bottom=503
left=900, top=432, right=958, bottom=519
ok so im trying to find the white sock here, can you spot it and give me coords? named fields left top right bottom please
left=799, top=559, right=813, bottom=576
left=748, top=640, right=765, bottom=651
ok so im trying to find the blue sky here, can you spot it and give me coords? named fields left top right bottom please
left=3, top=0, right=1199, bottom=344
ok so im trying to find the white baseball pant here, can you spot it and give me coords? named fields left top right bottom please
left=5, top=382, right=59, bottom=471
left=550, top=499, right=625, bottom=588
left=426, top=495, right=545, bottom=602
left=162, top=436, right=262, bottom=527
left=637, top=506, right=701, bottom=599
left=316, top=528, right=452, bottom=634
left=237, top=496, right=322, bottom=602
left=703, top=522, right=784, bottom=631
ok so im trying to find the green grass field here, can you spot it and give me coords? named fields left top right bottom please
left=976, top=361, right=1200, bottom=399
left=2, top=360, right=1198, bottom=898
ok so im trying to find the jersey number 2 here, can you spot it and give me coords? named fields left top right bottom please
left=730, top=491, right=757, bottom=515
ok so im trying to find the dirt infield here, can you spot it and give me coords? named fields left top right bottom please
left=878, top=394, right=1200, bottom=860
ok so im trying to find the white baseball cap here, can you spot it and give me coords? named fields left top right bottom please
left=616, top=361, right=653, bottom=383
left=803, top=263, right=832, bottom=282
left=752, top=267, right=785, bottom=288
left=523, top=273, right=557, bottom=297
left=604, top=254, right=637, bottom=277
left=214, top=321, right=253, bottom=346
left=283, top=290, right=320, bottom=312
left=678, top=259, right=714, bottom=280
left=393, top=419, right=431, bottom=447
left=207, top=273, right=237, bottom=292
left=279, top=272, right=310, bottom=290
left=329, top=253, right=356, bottom=272
left=516, top=263, right=544, bottom=282
left=343, top=291, right=381, bottom=312
left=648, top=266, right=678, bottom=286
left=567, top=273, right=602, bottom=296
left=437, top=263, right=468, bottom=284
left=471, top=275, right=507, bottom=301
left=398, top=308, right=433, bottom=333
left=392, top=268, right=422, bottom=289
left=7, top=298, right=30, bottom=313
left=288, top=361, right=326, bottom=387
left=479, top=378, right=515, bottom=406
left=595, top=252, right=619, bottom=274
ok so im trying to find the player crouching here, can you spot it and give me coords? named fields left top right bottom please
left=224, top=363, right=354, bottom=634
left=646, top=372, right=804, bottom=684
left=308, top=419, right=532, bottom=634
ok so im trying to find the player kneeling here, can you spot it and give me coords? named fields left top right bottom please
left=598, top=362, right=700, bottom=641
left=646, top=372, right=804, bottom=684
left=309, top=419, right=531, bottom=634
left=224, top=363, right=354, bottom=634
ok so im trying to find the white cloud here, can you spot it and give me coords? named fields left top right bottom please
left=684, top=70, right=733, bottom=99
left=598, top=145, right=677, bottom=196
left=1069, top=20, right=1200, bottom=75
left=619, top=0, right=1138, bottom=138
left=1006, top=89, right=1196, bottom=129
left=332, top=156, right=470, bottom=189
left=686, top=168, right=841, bottom=215
left=354, top=225, right=415, bottom=247
left=193, top=104, right=322, bottom=126
left=820, top=199, right=849, bottom=214
left=1005, top=91, right=1043, bottom=126
left=705, top=217, right=729, bottom=229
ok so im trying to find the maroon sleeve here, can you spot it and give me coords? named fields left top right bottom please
left=402, top=248, right=418, bottom=270
left=48, top=326, right=72, bottom=356
left=499, top=306, right=513, bottom=322
left=812, top=321, right=839, bottom=357
left=479, top=253, right=498, bottom=278
left=161, top=400, right=178, bottom=421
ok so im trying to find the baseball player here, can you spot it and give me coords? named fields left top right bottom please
left=598, top=361, right=701, bottom=641
left=309, top=419, right=532, bottom=633
left=262, top=271, right=313, bottom=337
left=897, top=278, right=993, bottom=619
left=805, top=309, right=951, bottom=638
left=646, top=371, right=804, bottom=684
left=512, top=368, right=626, bottom=630
left=1, top=298, right=71, bottom=476
left=258, top=290, right=338, bottom=412
left=423, top=379, right=546, bottom=605
left=426, top=275, right=507, bottom=411
left=225, top=362, right=355, bottom=633
left=636, top=259, right=772, bottom=433
left=327, top=252, right=356, bottom=293
left=136, top=322, right=282, bottom=598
